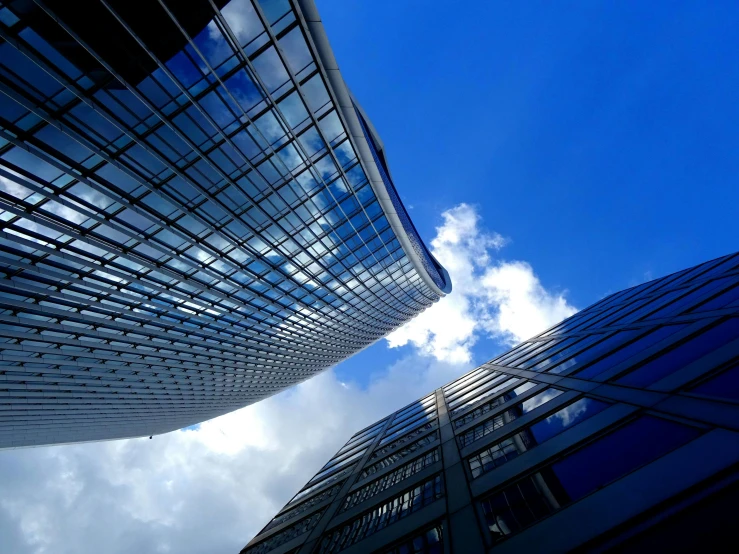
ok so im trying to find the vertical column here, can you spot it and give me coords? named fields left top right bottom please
left=435, top=389, right=486, bottom=553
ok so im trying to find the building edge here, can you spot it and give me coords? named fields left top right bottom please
left=294, top=0, right=452, bottom=296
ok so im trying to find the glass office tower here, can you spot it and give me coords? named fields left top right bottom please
left=244, top=252, right=739, bottom=553
left=0, top=0, right=450, bottom=448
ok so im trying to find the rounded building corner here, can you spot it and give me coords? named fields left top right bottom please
left=295, top=0, right=452, bottom=297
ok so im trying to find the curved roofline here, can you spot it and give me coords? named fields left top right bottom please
left=294, top=0, right=452, bottom=296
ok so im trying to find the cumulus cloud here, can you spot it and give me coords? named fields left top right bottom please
left=0, top=203, right=576, bottom=554
left=0, top=358, right=466, bottom=554
left=0, top=174, right=111, bottom=244
left=386, top=204, right=577, bottom=363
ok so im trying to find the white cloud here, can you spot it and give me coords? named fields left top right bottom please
left=387, top=204, right=577, bottom=363
left=0, top=175, right=33, bottom=201
left=546, top=398, right=588, bottom=427
left=213, top=0, right=262, bottom=47
left=0, top=174, right=111, bottom=243
left=0, top=203, right=576, bottom=554
left=0, top=357, right=466, bottom=554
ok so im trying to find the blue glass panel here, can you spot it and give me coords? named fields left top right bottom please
left=467, top=396, right=607, bottom=478
left=551, top=415, right=701, bottom=502
left=691, top=363, right=739, bottom=402
left=653, top=260, right=718, bottom=292
left=518, top=388, right=565, bottom=415
left=575, top=324, right=686, bottom=380
left=528, top=397, right=609, bottom=444
left=479, top=416, right=701, bottom=543
left=545, top=330, right=642, bottom=374
left=257, top=0, right=291, bottom=25
left=451, top=377, right=520, bottom=415
left=609, top=290, right=683, bottom=325
left=691, top=284, right=739, bottom=313
left=644, top=277, right=735, bottom=320
left=516, top=338, right=576, bottom=369
left=353, top=104, right=447, bottom=291
left=529, top=335, right=605, bottom=372
left=686, top=254, right=739, bottom=282
left=616, top=318, right=739, bottom=387
left=492, top=341, right=541, bottom=366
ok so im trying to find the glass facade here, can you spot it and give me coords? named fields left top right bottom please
left=0, top=0, right=450, bottom=447
left=244, top=252, right=739, bottom=554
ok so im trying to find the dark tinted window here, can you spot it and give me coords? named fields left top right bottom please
left=493, top=344, right=536, bottom=366
left=644, top=277, right=735, bottom=320
left=452, top=381, right=539, bottom=429
left=381, top=522, right=444, bottom=554
left=575, top=325, right=685, bottom=380
left=528, top=397, right=609, bottom=444
left=546, top=330, right=642, bottom=374
left=552, top=416, right=700, bottom=500
left=528, top=334, right=605, bottom=372
left=450, top=377, right=521, bottom=415
left=691, top=284, right=739, bottom=313
left=616, top=318, right=739, bottom=387
left=690, top=363, right=739, bottom=402
left=654, top=260, right=720, bottom=291
left=447, top=372, right=505, bottom=405
left=515, top=337, right=579, bottom=369
left=685, top=255, right=739, bottom=282
left=480, top=415, right=701, bottom=543
left=609, top=290, right=683, bottom=325
left=443, top=368, right=487, bottom=394
left=388, top=401, right=436, bottom=432
left=517, top=388, right=566, bottom=416
left=468, top=398, right=609, bottom=478
left=502, top=341, right=553, bottom=366
left=458, top=388, right=565, bottom=448
left=379, top=412, right=437, bottom=446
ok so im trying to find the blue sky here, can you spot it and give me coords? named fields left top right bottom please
left=2, top=3, right=739, bottom=553
left=323, top=0, right=739, bottom=383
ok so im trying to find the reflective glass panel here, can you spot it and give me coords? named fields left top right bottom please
left=616, top=318, right=739, bottom=387
left=546, top=330, right=642, bottom=375
left=690, top=363, right=739, bottom=402
left=468, top=397, right=609, bottom=478
left=457, top=388, right=565, bottom=448
left=691, top=284, right=739, bottom=313
left=480, top=415, right=701, bottom=543
left=574, top=324, right=685, bottom=380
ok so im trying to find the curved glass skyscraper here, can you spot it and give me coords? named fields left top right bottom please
left=0, top=0, right=450, bottom=448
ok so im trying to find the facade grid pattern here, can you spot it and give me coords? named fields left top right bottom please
left=340, top=449, right=440, bottom=512
left=244, top=251, right=739, bottom=554
left=0, top=0, right=449, bottom=447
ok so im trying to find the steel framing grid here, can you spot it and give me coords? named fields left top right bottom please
left=0, top=0, right=449, bottom=448
left=243, top=251, right=739, bottom=554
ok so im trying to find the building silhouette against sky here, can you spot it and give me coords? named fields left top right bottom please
left=0, top=0, right=450, bottom=448
left=244, top=251, right=739, bottom=553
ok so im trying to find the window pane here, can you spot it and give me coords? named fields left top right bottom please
left=574, top=324, right=685, bottom=380
left=528, top=335, right=603, bottom=372
left=529, top=397, right=609, bottom=444
left=453, top=381, right=539, bottom=430
left=479, top=415, right=701, bottom=543
left=690, top=363, right=739, bottom=402
left=644, top=277, right=735, bottom=320
left=550, top=416, right=701, bottom=501
left=458, top=388, right=564, bottom=448
left=450, top=377, right=521, bottom=416
left=515, top=338, right=578, bottom=369
left=546, top=330, right=642, bottom=374
left=691, top=284, right=739, bottom=313
left=616, top=318, right=739, bottom=387
left=467, top=397, right=609, bottom=478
